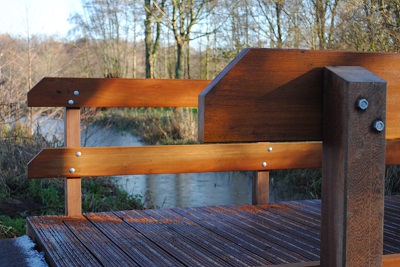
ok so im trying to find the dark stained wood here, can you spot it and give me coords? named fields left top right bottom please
left=198, top=49, right=400, bottom=143
left=27, top=196, right=400, bottom=267
left=64, top=108, right=81, bottom=216
left=27, top=141, right=400, bottom=179
left=321, top=67, right=386, bottom=266
left=28, top=78, right=210, bottom=107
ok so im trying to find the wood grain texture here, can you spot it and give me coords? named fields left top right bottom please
left=321, top=67, right=386, bottom=266
left=27, top=140, right=400, bottom=179
left=28, top=142, right=321, bottom=178
left=252, top=171, right=270, bottom=205
left=28, top=78, right=210, bottom=107
left=199, top=49, right=400, bottom=142
left=64, top=108, right=82, bottom=216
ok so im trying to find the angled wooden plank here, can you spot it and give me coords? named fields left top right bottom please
left=321, top=67, right=386, bottom=266
left=199, top=49, right=400, bottom=142
left=27, top=141, right=400, bottom=179
left=28, top=78, right=209, bottom=107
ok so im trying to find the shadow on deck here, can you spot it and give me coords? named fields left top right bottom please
left=27, top=195, right=400, bottom=267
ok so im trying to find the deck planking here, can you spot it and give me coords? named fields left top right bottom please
left=27, top=195, right=400, bottom=267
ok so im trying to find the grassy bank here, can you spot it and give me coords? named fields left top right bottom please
left=0, top=123, right=143, bottom=239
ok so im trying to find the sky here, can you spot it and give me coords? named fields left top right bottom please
left=0, top=0, right=83, bottom=37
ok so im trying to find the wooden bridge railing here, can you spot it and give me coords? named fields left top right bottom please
left=28, top=49, right=400, bottom=266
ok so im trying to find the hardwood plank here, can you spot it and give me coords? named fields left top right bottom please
left=27, top=141, right=400, bottom=179
left=173, top=206, right=307, bottom=264
left=64, top=108, right=81, bottom=216
left=202, top=205, right=319, bottom=260
left=27, top=216, right=102, bottom=267
left=144, top=208, right=272, bottom=266
left=321, top=67, right=386, bottom=266
left=62, top=216, right=141, bottom=266
left=252, top=171, right=270, bottom=205
left=84, top=212, right=185, bottom=266
left=199, top=49, right=400, bottom=142
left=26, top=196, right=400, bottom=267
left=28, top=78, right=209, bottom=107
left=27, top=142, right=320, bottom=178
left=114, top=210, right=231, bottom=266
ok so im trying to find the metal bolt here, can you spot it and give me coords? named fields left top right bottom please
left=373, top=120, right=385, bottom=132
left=76, top=151, right=82, bottom=157
left=73, top=90, right=79, bottom=96
left=268, top=147, right=273, bottom=152
left=69, top=168, right=76, bottom=173
left=356, top=98, right=369, bottom=110
left=68, top=99, right=74, bottom=105
left=262, top=162, right=267, bottom=167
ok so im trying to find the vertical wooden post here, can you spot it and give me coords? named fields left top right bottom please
left=64, top=107, right=82, bottom=216
left=252, top=171, right=269, bottom=205
left=321, top=67, right=386, bottom=266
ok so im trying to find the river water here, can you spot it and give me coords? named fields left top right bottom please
left=36, top=118, right=255, bottom=209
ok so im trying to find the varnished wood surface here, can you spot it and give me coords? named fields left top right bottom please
left=321, top=67, right=386, bottom=266
left=28, top=141, right=400, bottom=178
left=199, top=49, right=400, bottom=142
left=27, top=196, right=400, bottom=267
left=28, top=78, right=210, bottom=107
left=64, top=108, right=82, bottom=216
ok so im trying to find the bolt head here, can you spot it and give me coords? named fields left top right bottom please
left=69, top=168, right=76, bottom=173
left=268, top=147, right=273, bottom=152
left=73, top=90, right=79, bottom=96
left=357, top=98, right=369, bottom=110
left=262, top=162, right=267, bottom=167
left=373, top=120, right=385, bottom=132
left=75, top=151, right=82, bottom=157
left=68, top=99, right=74, bottom=105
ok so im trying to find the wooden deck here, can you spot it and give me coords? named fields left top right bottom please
left=26, top=195, right=400, bottom=267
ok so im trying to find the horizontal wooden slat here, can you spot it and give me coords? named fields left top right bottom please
left=199, top=49, right=400, bottom=142
left=28, top=78, right=210, bottom=107
left=27, top=141, right=400, bottom=178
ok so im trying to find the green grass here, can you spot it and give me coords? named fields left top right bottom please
left=0, top=216, right=26, bottom=238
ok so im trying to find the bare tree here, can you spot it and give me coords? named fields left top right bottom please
left=162, top=0, right=216, bottom=79
left=144, top=0, right=166, bottom=78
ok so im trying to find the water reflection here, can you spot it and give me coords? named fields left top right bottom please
left=114, top=171, right=253, bottom=209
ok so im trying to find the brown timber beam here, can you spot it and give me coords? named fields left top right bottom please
left=321, top=67, right=386, bottom=266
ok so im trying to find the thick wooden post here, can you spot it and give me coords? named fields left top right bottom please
left=321, top=67, right=386, bottom=266
left=64, top=108, right=82, bottom=216
left=252, top=171, right=270, bottom=204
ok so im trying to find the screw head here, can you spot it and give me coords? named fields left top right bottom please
left=68, top=99, right=74, bottom=105
left=69, top=168, right=76, bottom=173
left=75, top=151, right=82, bottom=157
left=73, top=90, right=79, bottom=96
left=357, top=98, right=369, bottom=110
left=262, top=162, right=267, bottom=167
left=268, top=147, right=273, bottom=152
left=373, top=120, right=385, bottom=132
